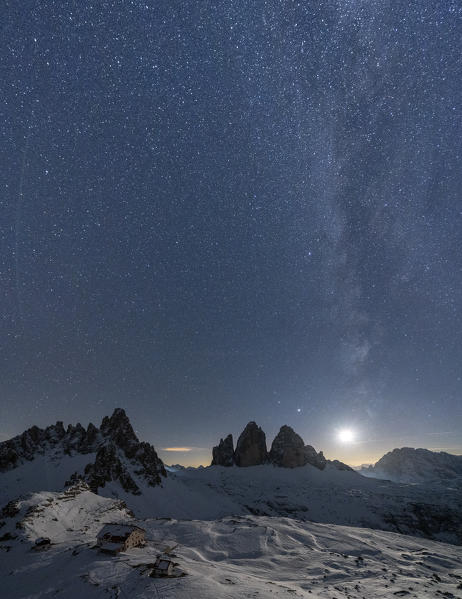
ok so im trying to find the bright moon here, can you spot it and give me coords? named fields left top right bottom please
left=337, top=429, right=355, bottom=444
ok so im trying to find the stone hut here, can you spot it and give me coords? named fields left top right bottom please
left=97, top=523, right=146, bottom=554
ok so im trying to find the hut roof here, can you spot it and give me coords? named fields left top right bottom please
left=97, top=523, right=145, bottom=539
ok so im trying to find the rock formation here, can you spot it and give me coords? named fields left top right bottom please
left=234, top=422, right=268, bottom=467
left=81, top=444, right=141, bottom=495
left=303, top=444, right=327, bottom=470
left=269, top=425, right=306, bottom=468
left=0, top=408, right=166, bottom=494
left=211, top=422, right=353, bottom=471
left=269, top=426, right=330, bottom=470
left=211, top=434, right=234, bottom=466
left=100, top=408, right=138, bottom=449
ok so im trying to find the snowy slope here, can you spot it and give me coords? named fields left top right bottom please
left=2, top=414, right=461, bottom=551
left=0, top=409, right=166, bottom=498
left=94, top=463, right=462, bottom=545
left=3, top=456, right=462, bottom=545
left=1, top=486, right=461, bottom=599
left=0, top=452, right=95, bottom=505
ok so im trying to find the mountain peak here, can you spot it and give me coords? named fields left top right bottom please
left=100, top=408, right=138, bottom=446
left=234, top=422, right=268, bottom=467
left=360, top=447, right=462, bottom=483
left=211, top=422, right=353, bottom=471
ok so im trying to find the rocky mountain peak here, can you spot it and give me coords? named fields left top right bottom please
left=361, top=447, right=462, bottom=483
left=0, top=409, right=166, bottom=495
left=234, top=422, right=268, bottom=467
left=86, top=422, right=99, bottom=443
left=78, top=443, right=142, bottom=495
left=269, top=425, right=306, bottom=468
left=211, top=422, right=354, bottom=472
left=211, top=434, right=234, bottom=467
left=100, top=408, right=138, bottom=445
left=303, top=444, right=327, bottom=470
left=45, top=422, right=65, bottom=441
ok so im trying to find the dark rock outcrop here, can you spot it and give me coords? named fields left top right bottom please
left=131, top=441, right=166, bottom=486
left=269, top=426, right=306, bottom=468
left=100, top=408, right=138, bottom=449
left=82, top=444, right=141, bottom=495
left=234, top=422, right=267, bottom=467
left=0, top=422, right=68, bottom=470
left=303, top=445, right=327, bottom=470
left=269, top=426, right=331, bottom=470
left=1, top=500, right=20, bottom=518
left=211, top=434, right=235, bottom=467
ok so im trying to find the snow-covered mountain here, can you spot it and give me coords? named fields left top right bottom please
left=112, top=461, right=462, bottom=544
left=359, top=447, right=462, bottom=484
left=0, top=408, right=166, bottom=496
left=1, top=410, right=462, bottom=546
left=2, top=410, right=462, bottom=597
left=1, top=483, right=461, bottom=599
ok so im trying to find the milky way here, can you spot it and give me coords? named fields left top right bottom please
left=1, top=1, right=461, bottom=464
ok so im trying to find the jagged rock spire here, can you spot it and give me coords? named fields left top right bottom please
left=234, top=422, right=268, bottom=467
left=210, top=421, right=351, bottom=472
left=100, top=408, right=138, bottom=445
left=211, top=434, right=234, bottom=467
left=269, top=425, right=306, bottom=468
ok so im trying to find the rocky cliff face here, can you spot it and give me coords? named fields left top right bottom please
left=302, top=444, right=327, bottom=470
left=211, top=434, right=234, bottom=467
left=0, top=421, right=100, bottom=471
left=78, top=444, right=142, bottom=495
left=0, top=409, right=166, bottom=494
left=269, top=425, right=352, bottom=470
left=234, top=422, right=268, bottom=467
left=269, top=425, right=306, bottom=468
left=211, top=422, right=353, bottom=471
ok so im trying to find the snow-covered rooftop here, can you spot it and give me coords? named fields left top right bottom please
left=97, top=523, right=144, bottom=538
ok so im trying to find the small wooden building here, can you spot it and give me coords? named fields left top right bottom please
left=151, top=556, right=174, bottom=577
left=97, top=523, right=146, bottom=554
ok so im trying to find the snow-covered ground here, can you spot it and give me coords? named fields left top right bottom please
left=2, top=454, right=462, bottom=544
left=97, top=463, right=462, bottom=545
left=1, top=486, right=461, bottom=599
left=0, top=452, right=95, bottom=505
left=2, top=450, right=462, bottom=598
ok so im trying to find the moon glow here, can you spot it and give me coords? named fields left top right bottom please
left=337, top=429, right=355, bottom=444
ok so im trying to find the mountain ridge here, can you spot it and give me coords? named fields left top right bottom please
left=0, top=408, right=166, bottom=494
left=1, top=411, right=462, bottom=546
left=211, top=422, right=353, bottom=471
left=359, top=446, right=462, bottom=483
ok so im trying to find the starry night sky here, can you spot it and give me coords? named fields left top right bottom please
left=1, top=1, right=462, bottom=466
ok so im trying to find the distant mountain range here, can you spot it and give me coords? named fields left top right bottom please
left=1, top=410, right=462, bottom=545
left=359, top=447, right=462, bottom=484
left=0, top=409, right=353, bottom=497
